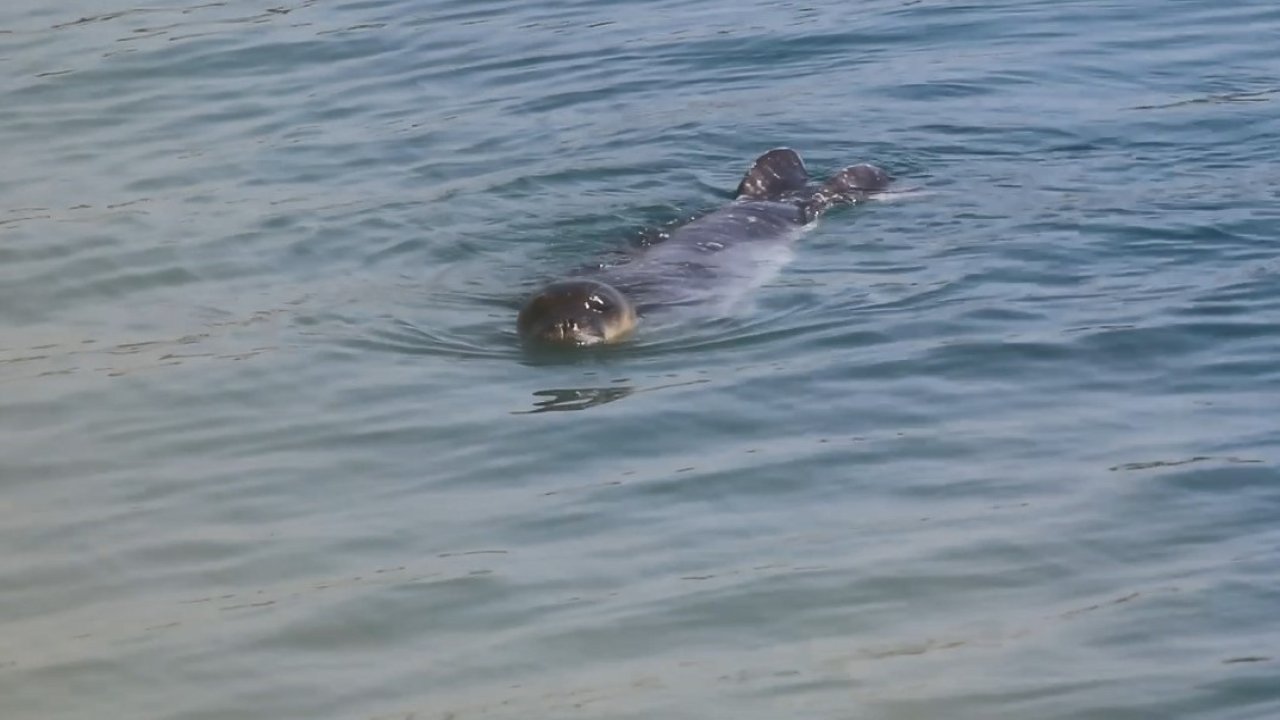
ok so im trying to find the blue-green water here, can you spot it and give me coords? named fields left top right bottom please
left=2, top=1, right=1279, bottom=718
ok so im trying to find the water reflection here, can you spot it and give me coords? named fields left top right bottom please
left=515, top=378, right=708, bottom=414
left=519, top=386, right=636, bottom=413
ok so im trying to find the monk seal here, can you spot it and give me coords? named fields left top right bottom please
left=517, top=148, right=890, bottom=347
left=516, top=278, right=637, bottom=345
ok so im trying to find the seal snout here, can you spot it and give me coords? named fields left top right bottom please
left=517, top=279, right=637, bottom=347
left=543, top=317, right=601, bottom=345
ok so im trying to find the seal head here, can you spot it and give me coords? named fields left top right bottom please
left=517, top=279, right=637, bottom=347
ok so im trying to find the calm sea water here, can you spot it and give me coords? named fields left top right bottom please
left=2, top=1, right=1279, bottom=718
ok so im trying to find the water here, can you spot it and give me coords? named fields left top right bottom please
left=2, top=1, right=1278, bottom=717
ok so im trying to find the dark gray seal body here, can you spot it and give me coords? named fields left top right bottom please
left=517, top=148, right=890, bottom=346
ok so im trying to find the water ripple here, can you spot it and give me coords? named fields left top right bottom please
left=3, top=1, right=1280, bottom=719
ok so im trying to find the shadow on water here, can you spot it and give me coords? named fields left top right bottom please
left=513, top=378, right=709, bottom=414
left=512, top=336, right=712, bottom=413
left=516, top=386, right=636, bottom=413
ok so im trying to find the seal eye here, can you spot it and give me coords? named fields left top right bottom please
left=586, top=294, right=611, bottom=313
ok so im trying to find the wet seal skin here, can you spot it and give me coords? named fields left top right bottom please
left=517, top=148, right=890, bottom=347
left=516, top=279, right=637, bottom=347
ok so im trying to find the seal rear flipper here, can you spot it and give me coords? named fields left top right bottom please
left=802, top=163, right=892, bottom=221
left=735, top=148, right=810, bottom=200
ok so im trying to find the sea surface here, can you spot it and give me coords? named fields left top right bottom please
left=2, top=1, right=1278, bottom=718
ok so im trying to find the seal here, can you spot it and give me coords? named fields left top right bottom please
left=517, top=148, right=890, bottom=346
left=516, top=278, right=637, bottom=346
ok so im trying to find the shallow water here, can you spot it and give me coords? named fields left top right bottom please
left=2, top=1, right=1279, bottom=718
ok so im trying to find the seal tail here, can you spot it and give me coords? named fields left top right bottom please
left=735, top=148, right=810, bottom=200
left=801, top=163, right=892, bottom=222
